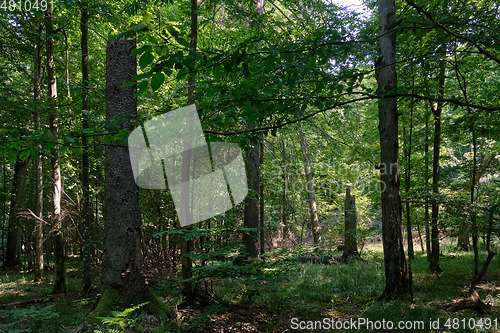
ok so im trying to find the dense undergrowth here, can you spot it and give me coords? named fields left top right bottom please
left=1, top=239, right=498, bottom=332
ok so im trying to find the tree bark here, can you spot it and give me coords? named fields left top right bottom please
left=99, top=37, right=150, bottom=307
left=424, top=115, right=431, bottom=258
left=180, top=0, right=199, bottom=302
left=242, top=0, right=264, bottom=259
left=4, top=157, right=29, bottom=268
left=428, top=63, right=445, bottom=274
left=33, top=17, right=44, bottom=281
left=243, top=133, right=260, bottom=258
left=80, top=2, right=92, bottom=294
left=46, top=10, right=67, bottom=294
left=404, top=80, right=414, bottom=260
left=471, top=127, right=478, bottom=277
left=376, top=0, right=409, bottom=298
left=298, top=125, right=320, bottom=244
left=259, top=141, right=265, bottom=254
left=342, top=187, right=358, bottom=261
left=280, top=134, right=289, bottom=235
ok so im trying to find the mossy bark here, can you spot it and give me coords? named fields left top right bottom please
left=93, top=287, right=169, bottom=317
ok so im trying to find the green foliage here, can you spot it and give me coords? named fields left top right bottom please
left=0, top=305, right=59, bottom=333
left=0, top=0, right=499, bottom=331
left=96, top=302, right=148, bottom=332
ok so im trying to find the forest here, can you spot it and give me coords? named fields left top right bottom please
left=0, top=0, right=499, bottom=331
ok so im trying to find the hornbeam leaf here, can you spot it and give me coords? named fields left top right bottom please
left=139, top=52, right=154, bottom=70
left=151, top=72, right=165, bottom=91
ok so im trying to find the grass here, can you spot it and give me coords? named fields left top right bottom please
left=0, top=239, right=498, bottom=332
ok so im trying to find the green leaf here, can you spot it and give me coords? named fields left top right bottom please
left=139, top=52, right=154, bottom=70
left=131, top=72, right=153, bottom=81
left=132, top=45, right=152, bottom=56
left=19, top=150, right=30, bottom=161
left=175, top=36, right=191, bottom=48
left=151, top=72, right=165, bottom=91
left=134, top=21, right=147, bottom=31
left=308, top=56, right=316, bottom=68
left=166, top=24, right=179, bottom=37
left=122, top=81, right=136, bottom=87
left=213, top=65, right=223, bottom=81
left=177, top=68, right=188, bottom=78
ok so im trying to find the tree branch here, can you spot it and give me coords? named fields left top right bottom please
left=405, top=0, right=500, bottom=65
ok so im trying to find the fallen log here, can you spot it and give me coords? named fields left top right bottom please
left=444, top=291, right=491, bottom=314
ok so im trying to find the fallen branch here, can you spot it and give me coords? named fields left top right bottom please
left=444, top=291, right=491, bottom=314
left=0, top=295, right=98, bottom=309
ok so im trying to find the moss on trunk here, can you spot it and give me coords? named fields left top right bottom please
left=92, top=287, right=171, bottom=317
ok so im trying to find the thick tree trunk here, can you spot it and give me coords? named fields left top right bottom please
left=33, top=18, right=44, bottom=281
left=298, top=126, right=320, bottom=244
left=376, top=0, right=409, bottom=299
left=80, top=3, right=92, bottom=294
left=342, top=187, right=358, bottom=261
left=4, top=158, right=29, bottom=268
left=46, top=10, right=67, bottom=294
left=428, top=63, right=445, bottom=274
left=96, top=37, right=165, bottom=316
left=100, top=36, right=144, bottom=302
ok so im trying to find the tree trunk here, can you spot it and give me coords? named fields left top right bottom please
left=180, top=0, right=199, bottom=302
left=469, top=204, right=498, bottom=292
left=342, top=187, right=358, bottom=261
left=80, top=3, right=92, bottom=294
left=457, top=225, right=469, bottom=250
left=243, top=133, right=260, bottom=258
left=1, top=161, right=6, bottom=262
left=95, top=37, right=165, bottom=316
left=242, top=0, right=264, bottom=259
left=280, top=134, right=289, bottom=235
left=471, top=128, right=478, bottom=277
left=46, top=10, right=67, bottom=294
left=428, top=63, right=445, bottom=274
left=404, top=81, right=414, bottom=260
left=4, top=157, right=29, bottom=268
left=259, top=141, right=265, bottom=254
left=101, top=36, right=142, bottom=296
left=424, top=116, right=431, bottom=258
left=33, top=17, right=44, bottom=281
left=376, top=0, right=409, bottom=299
left=298, top=125, right=320, bottom=244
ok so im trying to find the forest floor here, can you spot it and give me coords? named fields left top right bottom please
left=1, top=239, right=499, bottom=332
